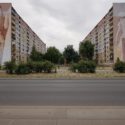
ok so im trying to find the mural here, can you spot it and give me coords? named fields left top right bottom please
left=0, top=4, right=11, bottom=65
left=115, top=18, right=125, bottom=61
left=113, top=3, right=125, bottom=62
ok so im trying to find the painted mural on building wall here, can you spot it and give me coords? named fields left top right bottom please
left=0, top=3, right=11, bottom=65
left=115, top=17, right=125, bottom=61
left=114, top=3, right=125, bottom=62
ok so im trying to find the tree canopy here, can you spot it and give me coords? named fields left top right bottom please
left=44, top=47, right=61, bottom=64
left=63, top=45, right=80, bottom=64
left=79, top=40, right=94, bottom=60
left=30, top=46, right=44, bottom=61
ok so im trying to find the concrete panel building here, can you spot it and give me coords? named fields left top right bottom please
left=82, top=3, right=125, bottom=65
left=0, top=3, right=46, bottom=65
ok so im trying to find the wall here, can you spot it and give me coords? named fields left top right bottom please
left=113, top=3, right=125, bottom=62
left=0, top=3, right=11, bottom=65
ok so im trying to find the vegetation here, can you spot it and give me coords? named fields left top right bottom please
left=70, top=63, right=79, bottom=72
left=113, top=58, right=125, bottom=73
left=63, top=45, right=80, bottom=64
left=4, top=44, right=125, bottom=75
left=30, top=46, right=44, bottom=61
left=58, top=55, right=65, bottom=65
left=79, top=40, right=94, bottom=60
left=30, top=45, right=80, bottom=65
left=4, top=61, right=16, bottom=74
left=44, top=47, right=61, bottom=64
left=4, top=43, right=97, bottom=75
left=4, top=61, right=55, bottom=75
left=15, top=63, right=31, bottom=74
left=70, top=60, right=96, bottom=73
left=42, top=61, right=55, bottom=73
left=69, top=41, right=96, bottom=73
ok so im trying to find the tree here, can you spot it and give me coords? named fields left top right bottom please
left=44, top=47, right=61, bottom=64
left=63, top=45, right=80, bottom=64
left=79, top=40, right=94, bottom=60
left=30, top=46, right=43, bottom=61
left=58, top=55, right=65, bottom=65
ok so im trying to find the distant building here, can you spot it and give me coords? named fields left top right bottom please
left=0, top=3, right=46, bottom=65
left=82, top=3, right=125, bottom=64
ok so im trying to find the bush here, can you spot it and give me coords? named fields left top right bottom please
left=33, top=62, right=43, bottom=73
left=4, top=60, right=55, bottom=74
left=27, top=61, right=55, bottom=73
left=77, top=60, right=88, bottom=73
left=86, top=61, right=97, bottom=73
left=27, top=61, right=34, bottom=72
left=15, top=63, right=31, bottom=74
left=4, top=61, right=16, bottom=74
left=70, top=60, right=96, bottom=73
left=113, top=58, right=125, bottom=73
left=70, top=63, right=78, bottom=72
left=42, top=61, right=55, bottom=73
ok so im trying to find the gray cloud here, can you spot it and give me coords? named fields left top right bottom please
left=1, top=0, right=125, bottom=51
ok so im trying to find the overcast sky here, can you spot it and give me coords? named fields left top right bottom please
left=1, top=0, right=125, bottom=51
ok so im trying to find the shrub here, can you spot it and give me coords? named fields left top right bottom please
left=70, top=63, right=78, bottom=72
left=4, top=60, right=56, bottom=74
left=42, top=61, right=54, bottom=73
left=15, top=63, right=31, bottom=74
left=4, top=61, right=16, bottom=74
left=27, top=61, right=34, bottom=72
left=34, top=62, right=44, bottom=73
left=27, top=61, right=55, bottom=73
left=113, top=58, right=125, bottom=73
left=70, top=60, right=96, bottom=73
left=86, top=61, right=97, bottom=73
left=77, top=60, right=88, bottom=73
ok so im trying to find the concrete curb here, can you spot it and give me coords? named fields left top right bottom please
left=0, top=77, right=125, bottom=80
left=0, top=106, right=125, bottom=125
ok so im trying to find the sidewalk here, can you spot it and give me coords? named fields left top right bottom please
left=0, top=106, right=125, bottom=125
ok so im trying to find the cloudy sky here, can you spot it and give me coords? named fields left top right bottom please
left=1, top=0, right=125, bottom=51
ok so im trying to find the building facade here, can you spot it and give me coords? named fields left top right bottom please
left=0, top=3, right=46, bottom=65
left=83, top=3, right=125, bottom=64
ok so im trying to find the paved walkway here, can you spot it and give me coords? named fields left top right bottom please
left=0, top=106, right=125, bottom=125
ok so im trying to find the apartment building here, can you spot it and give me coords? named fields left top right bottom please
left=82, top=3, right=125, bottom=64
left=0, top=3, right=46, bottom=65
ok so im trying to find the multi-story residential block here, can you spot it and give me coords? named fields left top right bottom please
left=82, top=3, right=125, bottom=64
left=0, top=3, right=46, bottom=65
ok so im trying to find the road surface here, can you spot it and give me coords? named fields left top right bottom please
left=0, top=79, right=125, bottom=106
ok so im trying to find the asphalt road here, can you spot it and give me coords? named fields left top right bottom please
left=0, top=79, right=125, bottom=106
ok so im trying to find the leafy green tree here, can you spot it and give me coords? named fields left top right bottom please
left=44, top=47, right=61, bottom=64
left=30, top=46, right=43, bottom=61
left=58, top=55, right=65, bottom=65
left=79, top=40, right=94, bottom=60
left=63, top=45, right=80, bottom=64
